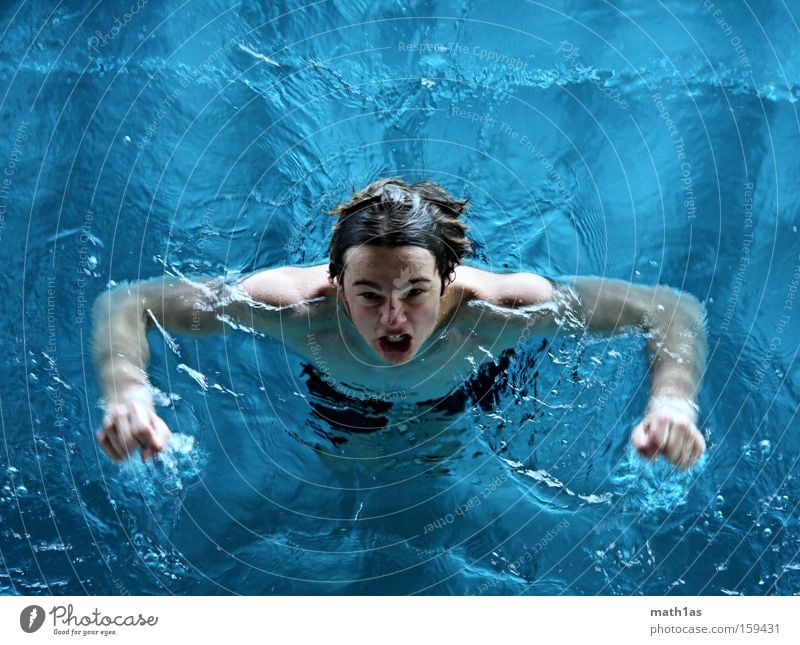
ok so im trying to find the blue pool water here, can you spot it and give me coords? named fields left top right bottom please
left=1, top=0, right=799, bottom=595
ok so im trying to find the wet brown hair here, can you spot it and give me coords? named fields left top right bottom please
left=327, top=178, right=472, bottom=295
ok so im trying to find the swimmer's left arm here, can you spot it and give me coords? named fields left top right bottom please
left=460, top=267, right=707, bottom=468
left=558, top=277, right=708, bottom=469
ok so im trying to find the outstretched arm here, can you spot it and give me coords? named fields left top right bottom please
left=91, top=267, right=326, bottom=462
left=457, top=266, right=707, bottom=468
left=564, top=277, right=707, bottom=469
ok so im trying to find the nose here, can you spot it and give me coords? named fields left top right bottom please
left=379, top=294, right=407, bottom=327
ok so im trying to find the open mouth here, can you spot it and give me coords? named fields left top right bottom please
left=377, top=334, right=412, bottom=354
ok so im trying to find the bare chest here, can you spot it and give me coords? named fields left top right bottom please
left=278, top=294, right=549, bottom=404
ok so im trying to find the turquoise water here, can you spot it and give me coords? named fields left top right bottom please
left=1, top=0, right=799, bottom=594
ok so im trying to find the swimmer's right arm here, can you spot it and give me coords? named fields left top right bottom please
left=92, top=278, right=167, bottom=463
left=91, top=267, right=331, bottom=462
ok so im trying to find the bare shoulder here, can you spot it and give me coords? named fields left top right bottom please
left=234, top=264, right=339, bottom=354
left=451, top=264, right=554, bottom=308
left=444, top=264, right=559, bottom=350
left=238, top=263, right=335, bottom=306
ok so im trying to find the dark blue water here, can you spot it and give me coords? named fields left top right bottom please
left=1, top=0, right=799, bottom=595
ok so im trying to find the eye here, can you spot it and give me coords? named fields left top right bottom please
left=358, top=292, right=381, bottom=301
left=407, top=288, right=426, bottom=298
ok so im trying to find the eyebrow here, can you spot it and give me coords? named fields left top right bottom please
left=351, top=278, right=432, bottom=289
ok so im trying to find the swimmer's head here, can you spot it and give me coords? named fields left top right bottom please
left=327, top=177, right=472, bottom=295
left=327, top=178, right=472, bottom=364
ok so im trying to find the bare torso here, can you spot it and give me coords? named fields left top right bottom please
left=249, top=264, right=556, bottom=404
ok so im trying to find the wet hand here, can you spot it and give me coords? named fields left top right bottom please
left=96, top=399, right=172, bottom=463
left=630, top=396, right=706, bottom=470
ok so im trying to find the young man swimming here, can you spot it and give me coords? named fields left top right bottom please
left=93, top=178, right=707, bottom=469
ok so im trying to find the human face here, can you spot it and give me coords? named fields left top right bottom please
left=337, top=245, right=444, bottom=365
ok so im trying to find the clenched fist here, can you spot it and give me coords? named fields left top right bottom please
left=96, top=398, right=172, bottom=463
left=630, top=396, right=706, bottom=470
